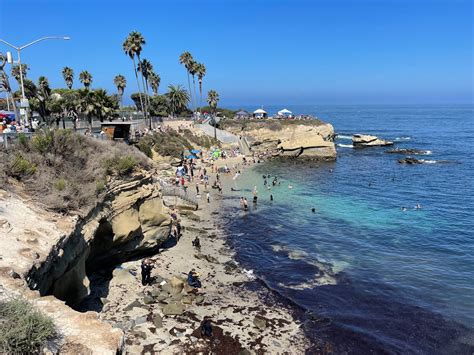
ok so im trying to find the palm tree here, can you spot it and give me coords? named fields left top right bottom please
left=188, top=59, right=198, bottom=114
left=79, top=70, right=92, bottom=89
left=137, top=58, right=153, bottom=120
left=62, top=67, right=74, bottom=89
left=1, top=72, right=19, bottom=118
left=113, top=74, right=127, bottom=107
left=11, top=63, right=29, bottom=85
left=123, top=32, right=147, bottom=124
left=167, top=84, right=190, bottom=117
left=196, top=63, right=206, bottom=112
left=207, top=90, right=220, bottom=139
left=36, top=76, right=51, bottom=123
left=179, top=51, right=194, bottom=110
left=148, top=71, right=161, bottom=95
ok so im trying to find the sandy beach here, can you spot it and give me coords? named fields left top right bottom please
left=96, top=154, right=310, bottom=354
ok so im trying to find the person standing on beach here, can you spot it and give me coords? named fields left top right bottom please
left=207, top=192, right=210, bottom=203
left=141, top=258, right=154, bottom=286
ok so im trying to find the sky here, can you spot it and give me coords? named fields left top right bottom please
left=0, top=0, right=473, bottom=106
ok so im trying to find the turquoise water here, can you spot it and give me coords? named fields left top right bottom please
left=221, top=105, right=474, bottom=353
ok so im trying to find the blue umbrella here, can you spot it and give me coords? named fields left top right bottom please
left=190, top=149, right=201, bottom=154
left=186, top=155, right=198, bottom=159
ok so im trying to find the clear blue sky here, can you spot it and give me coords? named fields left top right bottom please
left=1, top=0, right=472, bottom=106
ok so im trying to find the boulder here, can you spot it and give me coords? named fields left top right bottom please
left=195, top=295, right=205, bottom=304
left=181, top=295, right=194, bottom=304
left=224, top=261, right=238, bottom=273
left=253, top=316, right=267, bottom=330
left=124, top=299, right=143, bottom=311
left=152, top=315, right=163, bottom=328
left=143, top=295, right=155, bottom=304
left=162, top=302, right=185, bottom=316
left=352, top=134, right=393, bottom=147
left=205, top=254, right=219, bottom=264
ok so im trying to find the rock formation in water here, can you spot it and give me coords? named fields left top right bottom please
left=385, top=148, right=429, bottom=155
left=352, top=134, right=394, bottom=147
left=0, top=170, right=172, bottom=353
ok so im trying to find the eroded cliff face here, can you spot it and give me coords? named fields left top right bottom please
left=232, top=121, right=336, bottom=160
left=0, top=171, right=172, bottom=354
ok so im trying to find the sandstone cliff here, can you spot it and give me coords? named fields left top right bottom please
left=224, top=120, right=336, bottom=160
left=0, top=171, right=172, bottom=354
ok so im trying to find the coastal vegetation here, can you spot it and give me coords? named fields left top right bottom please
left=0, top=128, right=150, bottom=213
left=0, top=299, right=57, bottom=354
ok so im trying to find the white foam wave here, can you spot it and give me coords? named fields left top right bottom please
left=337, top=144, right=354, bottom=148
left=395, top=136, right=412, bottom=141
left=424, top=150, right=432, bottom=155
left=278, top=273, right=337, bottom=290
left=288, top=250, right=308, bottom=260
left=243, top=268, right=256, bottom=280
left=336, top=134, right=352, bottom=140
left=420, top=159, right=437, bottom=164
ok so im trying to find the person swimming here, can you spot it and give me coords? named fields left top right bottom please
left=311, top=208, right=316, bottom=213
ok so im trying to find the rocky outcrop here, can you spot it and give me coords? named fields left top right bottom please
left=233, top=122, right=336, bottom=161
left=352, top=134, right=393, bottom=147
left=386, top=148, right=429, bottom=155
left=0, top=171, right=172, bottom=354
left=398, top=157, right=424, bottom=164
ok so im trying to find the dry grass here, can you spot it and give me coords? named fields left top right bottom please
left=0, top=129, right=151, bottom=213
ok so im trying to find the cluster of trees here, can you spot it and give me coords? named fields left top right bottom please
left=0, top=31, right=221, bottom=129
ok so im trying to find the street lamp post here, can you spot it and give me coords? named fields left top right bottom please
left=0, top=36, right=70, bottom=126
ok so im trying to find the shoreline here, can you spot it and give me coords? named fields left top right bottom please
left=95, top=155, right=311, bottom=353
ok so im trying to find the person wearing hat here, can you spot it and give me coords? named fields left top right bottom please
left=187, top=268, right=202, bottom=288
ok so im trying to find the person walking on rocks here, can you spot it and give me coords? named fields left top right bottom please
left=141, top=258, right=154, bottom=286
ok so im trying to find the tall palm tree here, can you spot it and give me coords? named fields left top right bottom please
left=113, top=74, right=127, bottom=107
left=123, top=32, right=147, bottom=124
left=179, top=51, right=194, bottom=110
left=196, top=63, right=206, bottom=112
left=1, top=71, right=17, bottom=115
left=37, top=76, right=51, bottom=123
left=137, top=58, right=153, bottom=120
left=207, top=90, right=220, bottom=139
left=188, top=59, right=198, bottom=114
left=11, top=63, right=29, bottom=85
left=148, top=71, right=161, bottom=95
left=167, top=84, right=190, bottom=117
left=79, top=70, right=92, bottom=89
left=62, top=67, right=74, bottom=89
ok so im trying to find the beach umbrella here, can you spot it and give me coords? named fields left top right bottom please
left=186, top=155, right=198, bottom=159
left=190, top=149, right=201, bottom=154
left=253, top=108, right=267, bottom=114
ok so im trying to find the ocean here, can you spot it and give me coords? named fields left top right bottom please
left=220, top=105, right=474, bottom=353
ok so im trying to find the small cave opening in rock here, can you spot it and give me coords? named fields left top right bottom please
left=42, top=217, right=164, bottom=313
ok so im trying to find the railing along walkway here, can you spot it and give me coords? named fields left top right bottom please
left=155, top=177, right=199, bottom=209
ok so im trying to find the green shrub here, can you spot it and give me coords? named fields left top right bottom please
left=30, top=130, right=54, bottom=154
left=136, top=140, right=153, bottom=158
left=0, top=299, right=57, bottom=354
left=8, top=154, right=37, bottom=179
left=105, top=155, right=137, bottom=175
left=96, top=179, right=106, bottom=194
left=17, top=133, right=30, bottom=149
left=54, top=178, right=66, bottom=191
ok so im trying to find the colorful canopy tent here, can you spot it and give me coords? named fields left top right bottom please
left=253, top=108, right=267, bottom=119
